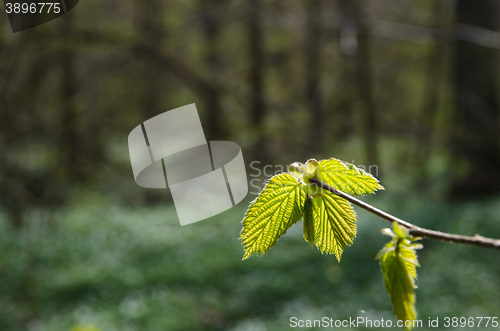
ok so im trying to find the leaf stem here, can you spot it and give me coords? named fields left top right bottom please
left=309, top=178, right=500, bottom=250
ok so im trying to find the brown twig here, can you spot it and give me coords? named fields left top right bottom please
left=309, top=177, right=500, bottom=250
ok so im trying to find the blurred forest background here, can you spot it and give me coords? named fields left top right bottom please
left=1, top=0, right=500, bottom=330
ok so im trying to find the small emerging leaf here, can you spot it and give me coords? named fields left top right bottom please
left=377, top=223, right=422, bottom=330
left=393, top=222, right=410, bottom=239
left=381, top=227, right=397, bottom=238
left=305, top=158, right=320, bottom=178
left=304, top=159, right=324, bottom=198
left=289, top=159, right=325, bottom=198
left=240, top=173, right=305, bottom=259
left=318, top=158, right=384, bottom=196
left=289, top=162, right=306, bottom=181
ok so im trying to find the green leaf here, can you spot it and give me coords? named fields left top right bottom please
left=318, top=158, right=384, bottom=196
left=379, top=249, right=417, bottom=330
left=307, top=192, right=357, bottom=261
left=240, top=173, right=305, bottom=259
left=303, top=197, right=315, bottom=246
left=377, top=223, right=422, bottom=330
left=241, top=157, right=384, bottom=260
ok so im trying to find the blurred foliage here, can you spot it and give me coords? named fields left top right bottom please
left=70, top=325, right=101, bottom=331
left=0, top=192, right=499, bottom=330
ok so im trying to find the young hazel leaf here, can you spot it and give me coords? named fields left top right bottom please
left=240, top=173, right=306, bottom=259
left=318, top=158, right=384, bottom=196
left=379, top=249, right=417, bottom=330
left=240, top=157, right=383, bottom=260
left=307, top=192, right=357, bottom=261
left=377, top=223, right=422, bottom=330
left=303, top=197, right=315, bottom=246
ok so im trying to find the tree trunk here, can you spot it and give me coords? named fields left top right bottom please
left=59, top=13, right=79, bottom=180
left=414, top=0, right=444, bottom=184
left=341, top=0, right=378, bottom=167
left=355, top=5, right=378, bottom=168
left=305, top=0, right=323, bottom=154
left=450, top=0, right=500, bottom=197
left=248, top=0, right=268, bottom=161
left=133, top=0, right=164, bottom=120
left=334, top=0, right=356, bottom=140
left=200, top=0, right=226, bottom=140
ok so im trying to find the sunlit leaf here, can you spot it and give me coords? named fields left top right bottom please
left=318, top=158, right=384, bottom=196
left=289, top=162, right=306, bottom=182
left=303, top=197, right=315, bottom=246
left=377, top=223, right=422, bottom=330
left=241, top=157, right=384, bottom=260
left=240, top=173, right=305, bottom=259
left=307, top=192, right=357, bottom=261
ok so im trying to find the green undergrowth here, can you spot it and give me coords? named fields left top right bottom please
left=0, top=192, right=499, bottom=331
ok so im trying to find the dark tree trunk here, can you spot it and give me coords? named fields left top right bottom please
left=305, top=0, right=323, bottom=154
left=133, top=0, right=164, bottom=120
left=354, top=5, right=378, bottom=168
left=450, top=0, right=500, bottom=197
left=414, top=0, right=444, bottom=184
left=334, top=0, right=356, bottom=140
left=200, top=0, right=226, bottom=140
left=60, top=13, right=79, bottom=180
left=248, top=0, right=268, bottom=161
left=133, top=0, right=171, bottom=204
left=340, top=0, right=378, bottom=167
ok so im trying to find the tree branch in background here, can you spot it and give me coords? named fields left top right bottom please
left=310, top=177, right=500, bottom=250
left=137, top=46, right=218, bottom=98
